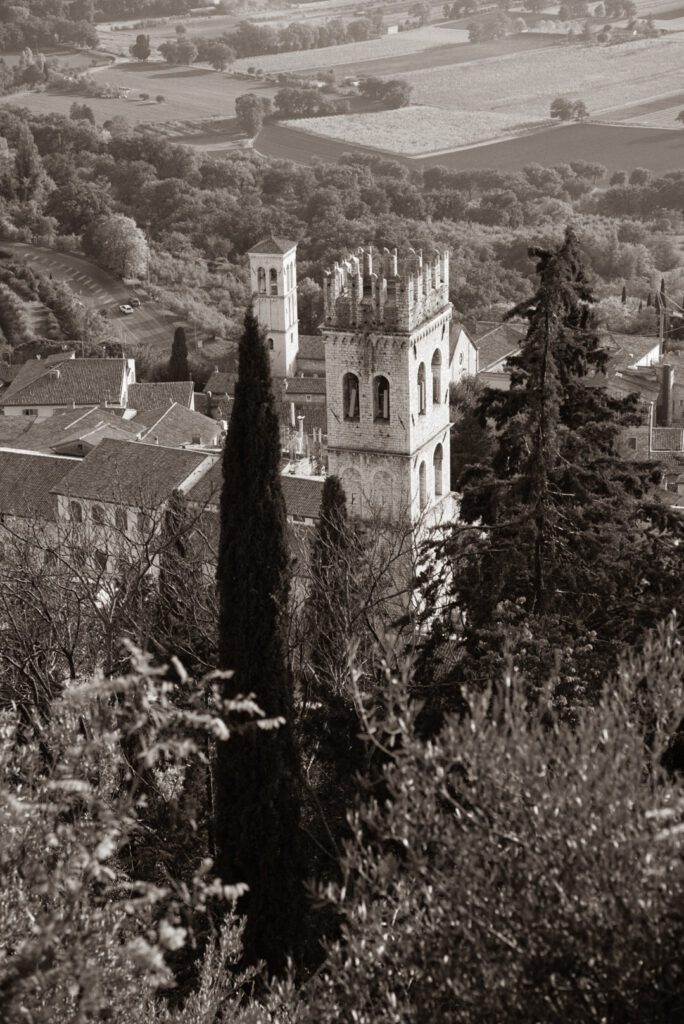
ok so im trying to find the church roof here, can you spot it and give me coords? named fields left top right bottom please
left=249, top=236, right=297, bottom=255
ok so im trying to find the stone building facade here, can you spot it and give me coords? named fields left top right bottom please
left=322, top=246, right=453, bottom=523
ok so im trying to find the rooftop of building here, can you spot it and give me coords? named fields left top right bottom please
left=283, top=376, right=327, bottom=396
left=0, top=356, right=129, bottom=408
left=202, top=370, right=236, bottom=397
left=248, top=236, right=297, bottom=255
left=604, top=332, right=662, bottom=368
left=0, top=406, right=139, bottom=454
left=473, top=321, right=526, bottom=372
left=136, top=403, right=223, bottom=448
left=280, top=475, right=324, bottom=520
left=0, top=448, right=79, bottom=520
left=51, top=438, right=213, bottom=507
left=127, top=381, right=194, bottom=412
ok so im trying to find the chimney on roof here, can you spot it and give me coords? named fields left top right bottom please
left=48, top=367, right=60, bottom=379
left=191, top=434, right=201, bottom=445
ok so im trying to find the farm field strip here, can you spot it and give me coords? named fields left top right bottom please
left=396, top=35, right=684, bottom=121
left=254, top=119, right=684, bottom=176
left=0, top=64, right=278, bottom=124
left=285, top=106, right=529, bottom=155
left=229, top=26, right=469, bottom=74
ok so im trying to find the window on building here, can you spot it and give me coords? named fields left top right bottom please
left=417, top=362, right=426, bottom=415
left=270, top=267, right=278, bottom=295
left=94, top=549, right=108, bottom=572
left=23, top=408, right=38, bottom=417
left=72, top=546, right=86, bottom=567
left=343, top=373, right=360, bottom=421
left=419, top=460, right=427, bottom=510
left=629, top=437, right=637, bottom=450
left=44, top=548, right=57, bottom=568
left=92, top=504, right=105, bottom=526
left=115, top=507, right=127, bottom=532
left=138, top=511, right=153, bottom=536
left=431, top=349, right=442, bottom=404
left=373, top=375, right=390, bottom=422
left=257, top=267, right=266, bottom=294
left=70, top=500, right=83, bottom=524
left=268, top=337, right=274, bottom=351
left=434, top=443, right=443, bottom=497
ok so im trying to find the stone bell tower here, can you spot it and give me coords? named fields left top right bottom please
left=247, top=236, right=299, bottom=378
left=321, top=245, right=453, bottom=525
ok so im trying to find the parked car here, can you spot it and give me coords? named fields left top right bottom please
left=129, top=297, right=141, bottom=307
left=119, top=304, right=134, bottom=315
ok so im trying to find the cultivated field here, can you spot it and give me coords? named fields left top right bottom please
left=0, top=63, right=277, bottom=126
left=398, top=34, right=684, bottom=121
left=286, top=105, right=528, bottom=155
left=229, top=26, right=469, bottom=74
left=255, top=119, right=684, bottom=175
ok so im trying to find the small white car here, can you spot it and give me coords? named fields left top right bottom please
left=119, top=304, right=134, bottom=315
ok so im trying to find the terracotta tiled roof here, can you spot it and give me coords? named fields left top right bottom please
left=128, top=381, right=194, bottom=411
left=281, top=475, right=323, bottom=519
left=203, top=371, right=236, bottom=397
left=51, top=438, right=214, bottom=507
left=606, top=332, right=661, bottom=368
left=0, top=407, right=138, bottom=454
left=249, top=236, right=297, bottom=255
left=188, top=461, right=323, bottom=520
left=0, top=449, right=78, bottom=520
left=137, top=403, right=223, bottom=448
left=449, top=322, right=474, bottom=364
left=284, top=376, right=326, bottom=396
left=0, top=357, right=128, bottom=408
left=473, top=322, right=525, bottom=373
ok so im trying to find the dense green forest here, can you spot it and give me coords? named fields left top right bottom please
left=1, top=104, right=683, bottom=365
left=1, top=105, right=683, bottom=1023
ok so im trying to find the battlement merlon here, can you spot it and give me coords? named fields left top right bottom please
left=323, top=246, right=450, bottom=334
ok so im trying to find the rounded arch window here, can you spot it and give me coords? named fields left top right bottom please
left=433, top=443, right=443, bottom=498
left=269, top=268, right=278, bottom=295
left=268, top=337, right=274, bottom=351
left=417, top=362, right=426, bottom=415
left=257, top=267, right=266, bottom=294
left=419, top=461, right=427, bottom=510
left=343, top=372, right=359, bottom=421
left=431, top=349, right=442, bottom=404
left=92, top=504, right=105, bottom=526
left=373, top=375, right=390, bottom=422
left=70, top=500, right=83, bottom=524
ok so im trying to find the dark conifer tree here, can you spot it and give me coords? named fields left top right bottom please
left=434, top=229, right=683, bottom=704
left=168, top=326, right=190, bottom=381
left=215, top=307, right=303, bottom=975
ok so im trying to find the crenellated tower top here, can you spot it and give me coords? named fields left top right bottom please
left=323, top=245, right=450, bottom=335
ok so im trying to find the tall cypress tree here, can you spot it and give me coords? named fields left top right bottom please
left=215, top=307, right=303, bottom=974
left=168, top=326, right=190, bottom=381
left=436, top=229, right=683, bottom=703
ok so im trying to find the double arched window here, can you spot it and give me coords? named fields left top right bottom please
left=431, top=349, right=442, bottom=404
left=417, top=362, right=426, bottom=415
left=343, top=372, right=359, bottom=421
left=257, top=267, right=266, bottom=294
left=373, top=375, right=390, bottom=422
left=269, top=268, right=278, bottom=295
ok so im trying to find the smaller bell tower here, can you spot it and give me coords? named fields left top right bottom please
left=247, top=236, right=299, bottom=378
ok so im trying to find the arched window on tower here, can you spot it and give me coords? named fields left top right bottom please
left=343, top=372, right=359, bottom=421
left=270, top=268, right=278, bottom=295
left=373, top=375, right=390, bottom=422
left=419, top=461, right=427, bottom=510
left=268, top=337, right=274, bottom=351
left=257, top=267, right=266, bottom=294
left=417, top=362, right=426, bottom=415
left=434, top=443, right=443, bottom=497
left=431, top=349, right=442, bottom=404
